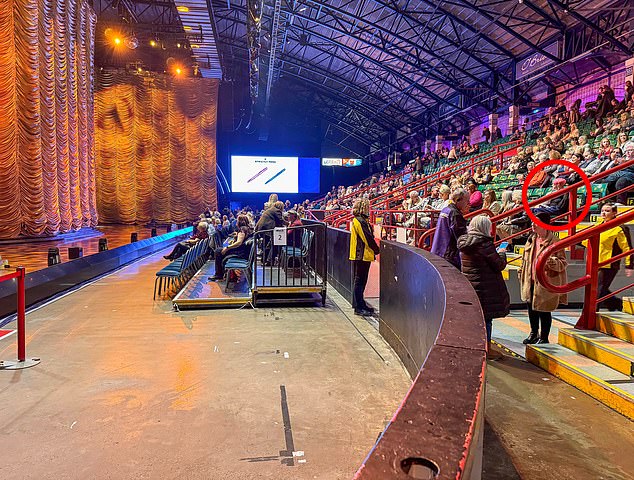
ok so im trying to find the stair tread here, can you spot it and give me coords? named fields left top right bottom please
left=529, top=344, right=634, bottom=396
left=600, top=312, right=634, bottom=325
left=560, top=328, right=634, bottom=357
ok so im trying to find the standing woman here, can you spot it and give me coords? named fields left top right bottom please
left=458, top=215, right=510, bottom=359
left=349, top=198, right=380, bottom=316
left=584, top=203, right=631, bottom=311
left=518, top=212, right=568, bottom=344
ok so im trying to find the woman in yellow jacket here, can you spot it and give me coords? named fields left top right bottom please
left=349, top=198, right=380, bottom=315
left=584, top=203, right=632, bottom=311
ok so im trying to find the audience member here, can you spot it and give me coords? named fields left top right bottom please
left=431, top=188, right=469, bottom=269
left=349, top=198, right=380, bottom=316
left=457, top=215, right=509, bottom=359
left=518, top=212, right=568, bottom=345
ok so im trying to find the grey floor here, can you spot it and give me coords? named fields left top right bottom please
left=0, top=250, right=410, bottom=480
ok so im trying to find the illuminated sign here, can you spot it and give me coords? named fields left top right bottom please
left=516, top=42, right=559, bottom=79
left=322, top=158, right=343, bottom=166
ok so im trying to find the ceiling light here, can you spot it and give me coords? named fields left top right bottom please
left=150, top=39, right=157, bottom=47
left=177, top=43, right=181, bottom=48
left=176, top=6, right=189, bottom=12
left=183, top=26, right=192, bottom=31
left=113, top=37, right=121, bottom=45
left=175, top=67, right=182, bottom=75
left=191, top=44, right=200, bottom=48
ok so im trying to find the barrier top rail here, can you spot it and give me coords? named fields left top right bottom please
left=536, top=207, right=634, bottom=330
left=419, top=156, right=634, bottom=249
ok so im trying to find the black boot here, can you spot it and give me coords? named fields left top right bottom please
left=523, top=332, right=539, bottom=344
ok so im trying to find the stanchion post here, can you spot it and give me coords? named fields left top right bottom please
left=17, top=266, right=25, bottom=362
left=0, top=266, right=40, bottom=370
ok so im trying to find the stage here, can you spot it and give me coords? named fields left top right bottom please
left=0, top=225, right=175, bottom=274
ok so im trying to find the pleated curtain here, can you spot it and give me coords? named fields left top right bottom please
left=95, top=71, right=218, bottom=224
left=0, top=0, right=97, bottom=239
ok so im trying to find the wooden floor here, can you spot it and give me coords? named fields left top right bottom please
left=0, top=225, right=169, bottom=274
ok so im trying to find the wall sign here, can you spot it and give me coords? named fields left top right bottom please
left=516, top=41, right=560, bottom=79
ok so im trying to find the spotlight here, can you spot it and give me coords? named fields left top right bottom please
left=113, top=37, right=122, bottom=45
left=191, top=44, right=200, bottom=49
left=177, top=43, right=181, bottom=48
left=183, top=26, right=192, bottom=31
left=175, top=67, right=182, bottom=75
left=150, top=39, right=157, bottom=47
left=137, top=67, right=143, bottom=73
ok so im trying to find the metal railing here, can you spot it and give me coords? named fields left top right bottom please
left=419, top=157, right=634, bottom=251
left=536, top=208, right=634, bottom=330
left=0, top=267, right=40, bottom=370
left=250, top=223, right=327, bottom=300
left=326, top=140, right=521, bottom=228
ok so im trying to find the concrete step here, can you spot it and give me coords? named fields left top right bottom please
left=598, top=312, right=634, bottom=343
left=558, top=328, right=634, bottom=376
left=526, top=343, right=634, bottom=420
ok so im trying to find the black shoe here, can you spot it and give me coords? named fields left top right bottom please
left=523, top=332, right=539, bottom=344
left=208, top=276, right=222, bottom=281
left=163, top=255, right=173, bottom=260
left=354, top=309, right=373, bottom=316
left=536, top=338, right=549, bottom=344
left=363, top=305, right=375, bottom=313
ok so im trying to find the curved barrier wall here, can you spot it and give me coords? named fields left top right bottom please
left=325, top=227, right=487, bottom=480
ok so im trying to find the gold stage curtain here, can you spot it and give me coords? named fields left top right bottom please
left=0, top=0, right=97, bottom=240
left=95, top=72, right=218, bottom=224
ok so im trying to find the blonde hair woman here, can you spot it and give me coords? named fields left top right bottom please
left=349, top=198, right=380, bottom=315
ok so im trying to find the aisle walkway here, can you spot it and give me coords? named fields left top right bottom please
left=485, top=313, right=634, bottom=480
left=0, top=250, right=410, bottom=480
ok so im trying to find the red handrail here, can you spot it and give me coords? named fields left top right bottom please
left=319, top=139, right=521, bottom=226
left=420, top=157, right=634, bottom=251
left=328, top=141, right=521, bottom=228
left=536, top=209, right=634, bottom=330
left=0, top=266, right=39, bottom=369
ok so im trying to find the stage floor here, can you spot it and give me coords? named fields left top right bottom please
left=0, top=225, right=167, bottom=274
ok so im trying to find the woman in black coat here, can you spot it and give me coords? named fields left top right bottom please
left=457, top=215, right=510, bottom=359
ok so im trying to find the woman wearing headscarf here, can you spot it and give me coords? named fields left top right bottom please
left=349, top=198, right=380, bottom=316
left=458, top=215, right=510, bottom=359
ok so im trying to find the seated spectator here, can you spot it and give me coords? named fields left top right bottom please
left=532, top=178, right=569, bottom=217
left=496, top=190, right=529, bottom=240
left=286, top=210, right=304, bottom=248
left=483, top=189, right=502, bottom=215
left=597, top=141, right=634, bottom=204
left=437, top=184, right=451, bottom=210
left=163, top=222, right=209, bottom=261
left=209, top=215, right=253, bottom=282
left=467, top=181, right=483, bottom=211
left=616, top=131, right=630, bottom=150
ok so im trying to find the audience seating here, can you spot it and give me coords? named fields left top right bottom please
left=153, top=238, right=211, bottom=299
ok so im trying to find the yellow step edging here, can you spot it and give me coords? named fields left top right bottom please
left=558, top=329, right=634, bottom=376
left=526, top=346, right=634, bottom=421
left=623, top=298, right=634, bottom=316
left=597, top=314, right=634, bottom=344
